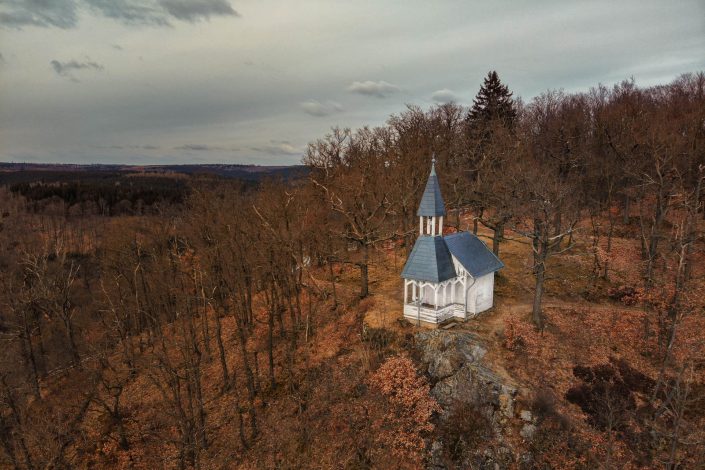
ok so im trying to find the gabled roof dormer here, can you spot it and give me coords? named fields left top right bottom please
left=445, top=232, right=504, bottom=277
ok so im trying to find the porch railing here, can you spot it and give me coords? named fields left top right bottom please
left=403, top=302, right=458, bottom=324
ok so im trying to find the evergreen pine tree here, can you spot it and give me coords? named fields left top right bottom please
left=467, top=70, right=517, bottom=133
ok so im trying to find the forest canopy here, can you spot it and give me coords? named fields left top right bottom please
left=0, top=71, right=704, bottom=469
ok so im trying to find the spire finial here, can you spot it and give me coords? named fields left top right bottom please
left=430, top=153, right=436, bottom=175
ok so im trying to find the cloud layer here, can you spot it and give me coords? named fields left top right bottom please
left=250, top=140, right=301, bottom=156
left=347, top=80, right=400, bottom=98
left=175, top=144, right=225, bottom=151
left=1, top=0, right=703, bottom=165
left=159, top=0, right=237, bottom=22
left=0, top=0, right=78, bottom=29
left=50, top=59, right=104, bottom=80
left=0, top=0, right=238, bottom=28
left=300, top=100, right=343, bottom=117
left=431, top=89, right=458, bottom=104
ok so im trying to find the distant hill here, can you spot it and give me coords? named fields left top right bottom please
left=0, top=162, right=309, bottom=185
left=0, top=162, right=307, bottom=176
left=0, top=162, right=309, bottom=216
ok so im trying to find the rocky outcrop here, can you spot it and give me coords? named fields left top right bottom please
left=415, top=330, right=524, bottom=470
left=416, top=330, right=517, bottom=424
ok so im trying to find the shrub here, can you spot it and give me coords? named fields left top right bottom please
left=565, top=359, right=653, bottom=432
left=529, top=416, right=588, bottom=469
left=437, top=399, right=492, bottom=465
left=361, top=326, right=396, bottom=352
left=531, top=387, right=558, bottom=422
left=607, top=285, right=643, bottom=306
left=368, top=356, right=441, bottom=466
left=501, top=316, right=539, bottom=352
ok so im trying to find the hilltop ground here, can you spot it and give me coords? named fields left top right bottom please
left=25, top=210, right=705, bottom=469
left=360, top=216, right=705, bottom=468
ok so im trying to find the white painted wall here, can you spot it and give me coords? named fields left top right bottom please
left=403, top=269, right=495, bottom=324
left=467, top=272, right=494, bottom=315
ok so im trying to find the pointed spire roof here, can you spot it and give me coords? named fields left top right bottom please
left=417, top=156, right=446, bottom=217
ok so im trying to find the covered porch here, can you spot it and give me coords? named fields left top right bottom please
left=402, top=278, right=468, bottom=325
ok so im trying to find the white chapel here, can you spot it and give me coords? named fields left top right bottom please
left=401, top=158, right=504, bottom=326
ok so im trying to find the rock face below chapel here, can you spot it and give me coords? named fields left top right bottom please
left=416, top=330, right=517, bottom=421
left=415, top=330, right=526, bottom=470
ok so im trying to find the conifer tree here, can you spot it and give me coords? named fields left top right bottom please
left=467, top=70, right=517, bottom=133
left=465, top=71, right=518, bottom=257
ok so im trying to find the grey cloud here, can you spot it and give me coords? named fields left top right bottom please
left=94, top=144, right=160, bottom=150
left=250, top=141, right=301, bottom=156
left=431, top=89, right=458, bottom=103
left=347, top=80, right=400, bottom=98
left=2, top=0, right=703, bottom=166
left=50, top=59, right=104, bottom=79
left=0, top=0, right=237, bottom=29
left=84, top=0, right=169, bottom=26
left=0, top=10, right=45, bottom=28
left=158, top=0, right=238, bottom=22
left=300, top=100, right=343, bottom=117
left=175, top=144, right=224, bottom=151
left=0, top=0, right=78, bottom=29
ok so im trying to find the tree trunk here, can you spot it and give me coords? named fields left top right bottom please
left=359, top=243, right=369, bottom=298
left=34, top=318, right=46, bottom=374
left=236, top=405, right=248, bottom=449
left=109, top=389, right=130, bottom=451
left=233, top=322, right=258, bottom=438
left=532, top=261, right=546, bottom=331
left=532, top=220, right=547, bottom=331
left=0, top=427, right=20, bottom=470
left=492, top=223, right=503, bottom=256
left=590, top=213, right=602, bottom=281
left=63, top=317, right=80, bottom=366
left=328, top=258, right=338, bottom=309
left=198, top=280, right=211, bottom=362
left=193, top=362, right=207, bottom=450
left=0, top=375, right=34, bottom=470
left=245, top=275, right=254, bottom=327
left=603, top=206, right=615, bottom=280
left=684, top=173, right=702, bottom=283
left=20, top=313, right=41, bottom=399
left=214, top=312, right=229, bottom=393
left=267, top=306, right=275, bottom=389
left=116, top=413, right=129, bottom=451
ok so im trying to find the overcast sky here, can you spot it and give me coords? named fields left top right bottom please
left=1, top=0, right=704, bottom=165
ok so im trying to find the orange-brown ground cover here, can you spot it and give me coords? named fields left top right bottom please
left=28, top=213, right=705, bottom=469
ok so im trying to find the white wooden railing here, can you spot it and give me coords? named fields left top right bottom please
left=403, top=302, right=459, bottom=324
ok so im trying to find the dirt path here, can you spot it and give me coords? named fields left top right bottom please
left=480, top=296, right=644, bottom=338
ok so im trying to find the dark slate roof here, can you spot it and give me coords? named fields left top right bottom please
left=401, top=236, right=457, bottom=282
left=417, top=162, right=446, bottom=217
left=444, top=232, right=504, bottom=277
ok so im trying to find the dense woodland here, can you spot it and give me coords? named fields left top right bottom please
left=7, top=173, right=190, bottom=216
left=0, top=71, right=704, bottom=469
